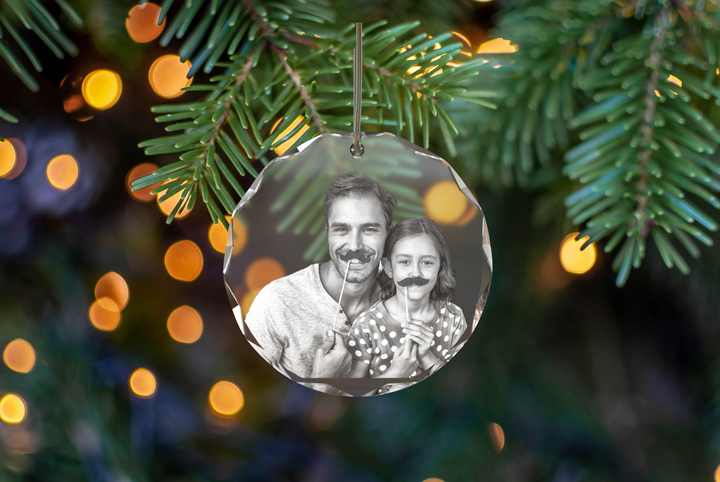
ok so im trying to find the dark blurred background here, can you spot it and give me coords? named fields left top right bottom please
left=1, top=0, right=719, bottom=481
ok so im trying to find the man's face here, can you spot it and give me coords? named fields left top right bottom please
left=326, top=195, right=387, bottom=283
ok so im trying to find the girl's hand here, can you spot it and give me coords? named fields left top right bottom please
left=402, top=320, right=435, bottom=356
left=384, top=338, right=419, bottom=377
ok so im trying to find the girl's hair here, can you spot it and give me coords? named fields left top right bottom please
left=378, top=218, right=457, bottom=302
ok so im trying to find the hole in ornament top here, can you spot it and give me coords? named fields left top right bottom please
left=224, top=133, right=492, bottom=397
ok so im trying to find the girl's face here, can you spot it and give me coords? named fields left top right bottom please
left=385, top=233, right=440, bottom=302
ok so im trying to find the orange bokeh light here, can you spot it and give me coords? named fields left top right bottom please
left=46, top=154, right=79, bottom=190
left=478, top=38, right=517, bottom=54
left=270, top=116, right=310, bottom=155
left=0, top=394, right=27, bottom=424
left=488, top=422, right=505, bottom=452
left=423, top=180, right=468, bottom=225
left=82, top=70, right=122, bottom=110
left=231, top=217, right=248, bottom=256
left=208, top=381, right=244, bottom=417
left=208, top=216, right=231, bottom=253
left=94, top=272, right=130, bottom=311
left=1, top=138, right=27, bottom=180
left=129, top=368, right=157, bottom=397
left=167, top=306, right=204, bottom=344
left=157, top=181, right=192, bottom=219
left=0, top=139, right=16, bottom=178
left=88, top=298, right=121, bottom=331
left=245, top=258, right=285, bottom=291
left=3, top=339, right=36, bottom=374
left=126, top=3, right=165, bottom=43
left=164, top=240, right=203, bottom=281
left=126, top=163, right=161, bottom=202
left=149, top=55, right=192, bottom=98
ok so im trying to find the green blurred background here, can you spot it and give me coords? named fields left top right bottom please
left=1, top=0, right=719, bottom=481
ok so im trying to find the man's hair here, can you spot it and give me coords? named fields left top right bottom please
left=378, top=217, right=457, bottom=303
left=322, top=171, right=397, bottom=230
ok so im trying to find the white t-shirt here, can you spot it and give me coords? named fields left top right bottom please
left=243, top=264, right=352, bottom=379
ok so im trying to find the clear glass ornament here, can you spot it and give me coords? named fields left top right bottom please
left=223, top=132, right=492, bottom=396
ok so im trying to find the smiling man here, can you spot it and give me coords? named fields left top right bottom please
left=243, top=171, right=397, bottom=383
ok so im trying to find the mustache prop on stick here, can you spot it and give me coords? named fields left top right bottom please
left=338, top=250, right=372, bottom=263
left=397, top=276, right=429, bottom=287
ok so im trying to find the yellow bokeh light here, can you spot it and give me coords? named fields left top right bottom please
left=149, top=55, right=192, bottom=98
left=88, top=298, right=122, bottom=331
left=452, top=31, right=472, bottom=49
left=271, top=116, right=310, bottom=155
left=3, top=339, right=36, bottom=374
left=2, top=138, right=27, bottom=180
left=95, top=272, right=130, bottom=311
left=245, top=258, right=285, bottom=291
left=167, top=306, right=204, bottom=344
left=126, top=3, right=165, bottom=43
left=668, top=74, right=682, bottom=87
left=157, top=181, right=192, bottom=219
left=129, top=368, right=157, bottom=397
left=478, top=38, right=518, bottom=54
left=559, top=233, right=597, bottom=274
left=126, top=163, right=161, bottom=202
left=0, top=394, right=27, bottom=424
left=82, top=70, right=122, bottom=110
left=488, top=422, right=505, bottom=452
left=0, top=139, right=16, bottom=178
left=208, top=216, right=231, bottom=253
left=46, top=154, right=79, bottom=190
left=714, top=464, right=720, bottom=482
left=208, top=381, right=244, bottom=417
left=423, top=180, right=468, bottom=225
left=422, top=479, right=445, bottom=482
left=164, top=240, right=203, bottom=281
left=240, top=288, right=260, bottom=315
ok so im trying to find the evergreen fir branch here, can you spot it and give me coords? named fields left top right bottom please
left=134, top=0, right=496, bottom=226
left=566, top=5, right=720, bottom=286
left=0, top=0, right=83, bottom=122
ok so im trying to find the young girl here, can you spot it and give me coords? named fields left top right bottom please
left=346, top=218, right=466, bottom=380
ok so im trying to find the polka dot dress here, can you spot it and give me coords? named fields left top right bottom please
left=347, top=300, right=467, bottom=378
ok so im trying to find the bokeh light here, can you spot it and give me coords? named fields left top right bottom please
left=714, top=464, right=720, bottom=482
left=208, top=381, right=244, bottom=417
left=3, top=339, right=36, bottom=374
left=164, top=240, right=203, bottom=281
left=167, top=306, right=204, bottom=344
left=129, top=368, right=157, bottom=397
left=88, top=298, right=121, bottom=331
left=0, top=139, right=16, bottom=178
left=126, top=163, right=161, bottom=201
left=270, top=116, right=309, bottom=155
left=46, top=154, right=79, bottom=190
left=422, top=479, right=445, bottom=482
left=82, top=70, right=122, bottom=110
left=1, top=138, right=27, bottom=180
left=209, top=216, right=231, bottom=253
left=95, top=272, right=130, bottom=311
left=245, top=258, right=285, bottom=290
left=423, top=180, right=468, bottom=225
left=488, top=422, right=505, bottom=452
left=157, top=181, right=192, bottom=219
left=478, top=38, right=517, bottom=54
left=126, top=3, right=165, bottom=43
left=0, top=394, right=27, bottom=424
left=668, top=74, right=682, bottom=87
left=559, top=233, right=597, bottom=275
left=149, top=55, right=192, bottom=98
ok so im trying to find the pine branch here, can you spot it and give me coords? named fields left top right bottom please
left=0, top=0, right=83, bottom=123
left=133, top=0, right=496, bottom=227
